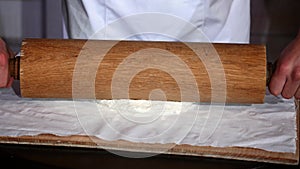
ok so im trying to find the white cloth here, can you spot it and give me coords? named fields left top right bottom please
left=63, top=0, right=250, bottom=43
left=0, top=87, right=297, bottom=153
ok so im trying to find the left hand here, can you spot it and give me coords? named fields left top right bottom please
left=269, top=29, right=300, bottom=99
left=0, top=38, right=13, bottom=88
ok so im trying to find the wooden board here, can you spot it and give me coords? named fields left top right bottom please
left=18, top=38, right=266, bottom=104
left=0, top=101, right=298, bottom=165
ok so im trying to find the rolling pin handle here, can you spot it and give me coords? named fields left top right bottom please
left=9, top=56, right=20, bottom=80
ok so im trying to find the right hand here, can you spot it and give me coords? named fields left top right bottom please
left=268, top=29, right=300, bottom=99
left=0, top=38, right=13, bottom=88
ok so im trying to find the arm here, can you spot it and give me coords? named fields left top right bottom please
left=269, top=29, right=300, bottom=99
left=0, top=38, right=13, bottom=88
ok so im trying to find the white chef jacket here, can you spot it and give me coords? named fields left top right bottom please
left=63, top=0, right=250, bottom=43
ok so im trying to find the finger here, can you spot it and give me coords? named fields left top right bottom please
left=282, top=67, right=300, bottom=98
left=294, top=86, right=300, bottom=99
left=6, top=77, right=13, bottom=88
left=281, top=77, right=300, bottom=99
left=282, top=66, right=300, bottom=98
left=269, top=69, right=287, bottom=96
left=0, top=53, right=9, bottom=87
left=0, top=69, right=8, bottom=88
left=0, top=53, right=5, bottom=66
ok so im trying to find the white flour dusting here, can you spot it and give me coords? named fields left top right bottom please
left=0, top=87, right=297, bottom=153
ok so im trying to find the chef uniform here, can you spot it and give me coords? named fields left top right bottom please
left=62, top=0, right=250, bottom=43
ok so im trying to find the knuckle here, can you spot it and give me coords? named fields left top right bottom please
left=276, top=63, right=291, bottom=75
left=291, top=67, right=300, bottom=81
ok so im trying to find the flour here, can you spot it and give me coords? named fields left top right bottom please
left=0, top=87, right=297, bottom=153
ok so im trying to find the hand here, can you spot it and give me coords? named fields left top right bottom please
left=269, top=30, right=300, bottom=99
left=0, top=38, right=13, bottom=88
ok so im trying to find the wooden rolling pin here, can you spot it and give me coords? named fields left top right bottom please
left=9, top=38, right=267, bottom=104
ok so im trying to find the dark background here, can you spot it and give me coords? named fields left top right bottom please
left=0, top=0, right=299, bottom=168
left=250, top=0, right=300, bottom=63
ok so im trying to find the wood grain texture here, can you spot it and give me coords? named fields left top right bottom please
left=19, top=38, right=266, bottom=103
left=0, top=132, right=297, bottom=165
